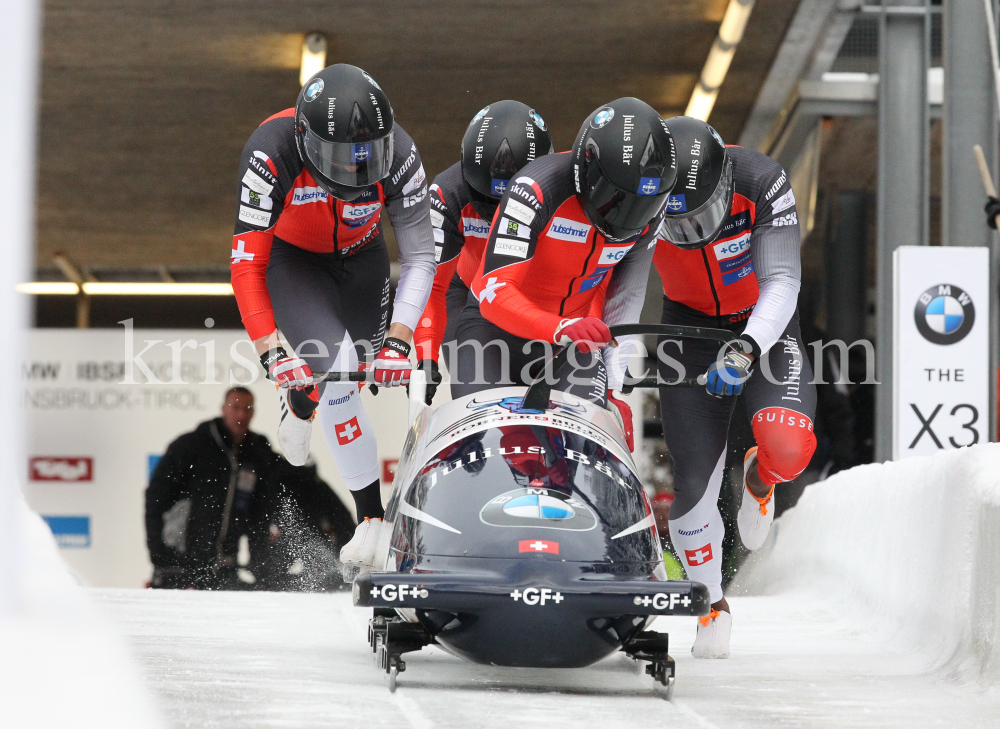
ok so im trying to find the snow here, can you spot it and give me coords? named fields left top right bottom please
left=91, top=588, right=1000, bottom=728
left=7, top=444, right=1000, bottom=726
left=0, top=492, right=163, bottom=728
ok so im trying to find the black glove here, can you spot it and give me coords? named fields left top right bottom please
left=406, top=359, right=442, bottom=405
left=986, top=196, right=1000, bottom=229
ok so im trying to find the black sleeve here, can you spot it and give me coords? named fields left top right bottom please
left=233, top=115, right=303, bottom=237
left=144, top=435, right=193, bottom=566
left=430, top=179, right=465, bottom=265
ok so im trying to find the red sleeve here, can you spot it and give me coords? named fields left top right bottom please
left=478, top=260, right=563, bottom=343
left=413, top=254, right=460, bottom=362
left=230, top=229, right=276, bottom=341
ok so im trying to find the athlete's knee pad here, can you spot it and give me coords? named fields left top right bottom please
left=750, top=407, right=817, bottom=485
left=318, top=383, right=379, bottom=489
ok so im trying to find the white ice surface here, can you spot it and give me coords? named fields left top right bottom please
left=92, top=587, right=1000, bottom=729
left=11, top=444, right=1000, bottom=727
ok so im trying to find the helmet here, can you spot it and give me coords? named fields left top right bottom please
left=294, top=64, right=395, bottom=202
left=572, top=98, right=677, bottom=241
left=461, top=100, right=554, bottom=220
left=658, top=116, right=733, bottom=249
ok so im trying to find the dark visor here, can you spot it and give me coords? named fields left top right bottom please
left=658, top=158, right=734, bottom=249
left=301, top=125, right=394, bottom=189
left=586, top=174, right=670, bottom=241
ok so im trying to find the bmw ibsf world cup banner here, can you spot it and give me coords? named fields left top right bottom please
left=893, top=246, right=991, bottom=460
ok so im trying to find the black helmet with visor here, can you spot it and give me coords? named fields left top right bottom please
left=658, top=116, right=733, bottom=250
left=572, top=98, right=678, bottom=242
left=461, top=100, right=553, bottom=220
left=294, top=64, right=395, bottom=202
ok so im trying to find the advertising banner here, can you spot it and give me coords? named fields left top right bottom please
left=893, top=246, right=991, bottom=459
left=21, top=326, right=420, bottom=587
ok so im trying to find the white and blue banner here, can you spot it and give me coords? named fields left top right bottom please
left=893, top=246, right=991, bottom=459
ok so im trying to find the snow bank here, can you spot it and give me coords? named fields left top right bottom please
left=0, top=491, right=164, bottom=728
left=731, top=443, right=1000, bottom=685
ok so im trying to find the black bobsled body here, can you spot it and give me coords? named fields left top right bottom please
left=354, top=386, right=710, bottom=670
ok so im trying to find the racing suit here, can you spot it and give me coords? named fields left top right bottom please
left=412, top=162, right=495, bottom=372
left=230, top=109, right=436, bottom=491
left=651, top=145, right=816, bottom=603
left=456, top=152, right=657, bottom=406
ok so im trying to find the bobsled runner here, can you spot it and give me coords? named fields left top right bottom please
left=329, top=324, right=734, bottom=696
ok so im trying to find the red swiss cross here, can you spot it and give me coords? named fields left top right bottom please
left=335, top=416, right=362, bottom=445
left=519, top=540, right=559, bottom=554
left=685, top=544, right=713, bottom=566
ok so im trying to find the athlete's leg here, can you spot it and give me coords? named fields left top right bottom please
left=656, top=307, right=737, bottom=610
left=319, top=240, right=391, bottom=515
left=450, top=301, right=527, bottom=398
left=737, top=315, right=817, bottom=548
left=266, top=240, right=386, bottom=517
left=742, top=314, right=818, bottom=490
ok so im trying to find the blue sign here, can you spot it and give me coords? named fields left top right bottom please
left=42, top=515, right=91, bottom=549
left=148, top=454, right=161, bottom=480
left=491, top=178, right=508, bottom=196
left=638, top=177, right=660, bottom=196
left=665, top=194, right=687, bottom=212
left=352, top=143, right=372, bottom=161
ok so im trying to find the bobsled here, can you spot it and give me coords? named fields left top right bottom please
left=335, top=324, right=734, bottom=696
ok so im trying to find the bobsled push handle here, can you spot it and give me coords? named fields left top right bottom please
left=314, top=370, right=369, bottom=383
left=520, top=323, right=733, bottom=411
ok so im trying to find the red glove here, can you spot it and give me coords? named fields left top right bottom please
left=607, top=391, right=634, bottom=452
left=260, top=347, right=314, bottom=389
left=553, top=317, right=611, bottom=354
left=373, top=337, right=412, bottom=387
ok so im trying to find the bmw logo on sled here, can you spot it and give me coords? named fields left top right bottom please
left=338, top=324, right=733, bottom=696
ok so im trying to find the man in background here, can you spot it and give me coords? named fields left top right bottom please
left=146, top=387, right=279, bottom=589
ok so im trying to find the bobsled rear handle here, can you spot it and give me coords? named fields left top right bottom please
left=608, top=323, right=734, bottom=343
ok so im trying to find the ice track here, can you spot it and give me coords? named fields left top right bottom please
left=94, top=586, right=1000, bottom=729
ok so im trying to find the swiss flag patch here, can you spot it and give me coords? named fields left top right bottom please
left=335, top=416, right=362, bottom=445
left=685, top=544, right=713, bottom=566
left=519, top=540, right=559, bottom=554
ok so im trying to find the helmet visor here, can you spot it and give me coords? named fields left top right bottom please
left=658, top=159, right=734, bottom=249
left=586, top=173, right=670, bottom=241
left=301, top=126, right=394, bottom=189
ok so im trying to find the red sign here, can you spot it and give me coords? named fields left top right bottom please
left=29, top=457, right=93, bottom=482
left=685, top=544, right=713, bottom=566
left=519, top=539, right=559, bottom=554
left=335, top=417, right=362, bottom=445
left=381, top=458, right=399, bottom=484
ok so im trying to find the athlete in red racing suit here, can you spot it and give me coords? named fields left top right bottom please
left=229, top=65, right=436, bottom=566
left=457, top=99, right=679, bottom=451
left=413, top=101, right=553, bottom=402
left=626, top=117, right=817, bottom=658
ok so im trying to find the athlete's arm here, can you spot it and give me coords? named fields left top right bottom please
left=229, top=114, right=299, bottom=352
left=413, top=182, right=464, bottom=362
left=383, top=130, right=437, bottom=339
left=742, top=161, right=801, bottom=357
left=601, top=227, right=657, bottom=389
left=477, top=181, right=566, bottom=341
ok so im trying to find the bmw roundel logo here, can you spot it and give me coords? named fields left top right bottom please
left=529, top=108, right=547, bottom=132
left=480, top=488, right=597, bottom=531
left=304, top=78, right=324, bottom=102
left=914, top=284, right=975, bottom=345
left=591, top=107, right=615, bottom=129
left=471, top=106, right=490, bottom=124
left=361, top=70, right=381, bottom=89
